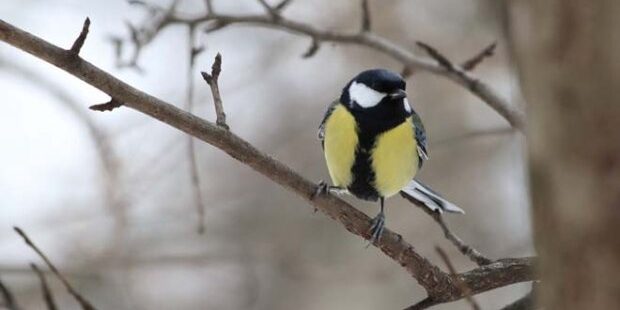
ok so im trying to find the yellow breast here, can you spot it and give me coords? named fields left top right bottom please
left=323, top=105, right=358, bottom=187
left=371, top=117, right=419, bottom=197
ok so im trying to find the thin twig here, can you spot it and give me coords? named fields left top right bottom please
left=0, top=276, right=19, bottom=310
left=185, top=24, right=207, bottom=234
left=113, top=0, right=180, bottom=70
left=200, top=53, right=228, bottom=129
left=436, top=247, right=480, bottom=310
left=274, top=0, right=293, bottom=11
left=69, top=17, right=90, bottom=55
left=257, top=0, right=279, bottom=19
left=302, top=37, right=320, bottom=58
left=360, top=0, right=371, bottom=32
left=462, top=42, right=497, bottom=71
left=13, top=227, right=97, bottom=310
left=31, top=263, right=58, bottom=310
left=416, top=41, right=454, bottom=71
left=203, top=0, right=214, bottom=13
left=400, top=192, right=493, bottom=266
left=89, top=98, right=123, bottom=111
left=0, top=20, right=536, bottom=307
left=123, top=8, right=525, bottom=130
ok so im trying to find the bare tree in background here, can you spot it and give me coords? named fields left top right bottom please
left=509, top=0, right=620, bottom=309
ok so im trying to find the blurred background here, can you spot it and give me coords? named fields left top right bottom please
left=0, top=0, right=531, bottom=309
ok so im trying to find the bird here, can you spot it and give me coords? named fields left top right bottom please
left=316, top=69, right=464, bottom=244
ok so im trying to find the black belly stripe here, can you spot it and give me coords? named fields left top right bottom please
left=344, top=97, right=412, bottom=202
left=348, top=132, right=379, bottom=201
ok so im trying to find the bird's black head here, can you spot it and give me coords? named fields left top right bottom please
left=340, top=69, right=411, bottom=117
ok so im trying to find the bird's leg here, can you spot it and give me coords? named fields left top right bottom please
left=312, top=181, right=346, bottom=198
left=368, top=197, right=386, bottom=245
left=311, top=181, right=346, bottom=212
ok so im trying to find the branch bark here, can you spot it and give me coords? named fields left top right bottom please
left=0, top=18, right=534, bottom=307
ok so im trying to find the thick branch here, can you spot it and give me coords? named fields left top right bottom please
left=406, top=257, right=536, bottom=309
left=0, top=19, right=535, bottom=305
left=458, top=257, right=536, bottom=297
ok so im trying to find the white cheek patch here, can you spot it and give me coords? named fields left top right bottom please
left=403, top=98, right=412, bottom=113
left=348, top=81, right=386, bottom=108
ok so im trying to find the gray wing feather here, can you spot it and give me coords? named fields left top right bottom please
left=411, top=111, right=429, bottom=166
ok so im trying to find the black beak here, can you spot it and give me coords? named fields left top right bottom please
left=389, top=89, right=407, bottom=100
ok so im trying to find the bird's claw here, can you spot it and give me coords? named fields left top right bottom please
left=367, top=212, right=386, bottom=246
left=312, top=180, right=330, bottom=200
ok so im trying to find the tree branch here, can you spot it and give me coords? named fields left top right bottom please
left=154, top=11, right=525, bottom=131
left=461, top=42, right=496, bottom=71
left=360, top=0, right=371, bottom=32
left=13, top=227, right=97, bottom=310
left=116, top=1, right=524, bottom=130
left=400, top=192, right=493, bottom=266
left=89, top=98, right=123, bottom=111
left=0, top=276, right=19, bottom=310
left=31, top=263, right=58, bottom=310
left=436, top=247, right=480, bottom=310
left=186, top=24, right=207, bottom=234
left=200, top=53, right=228, bottom=129
left=0, top=19, right=535, bottom=307
left=68, top=17, right=90, bottom=55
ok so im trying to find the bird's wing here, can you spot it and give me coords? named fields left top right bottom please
left=318, top=100, right=340, bottom=148
left=411, top=111, right=429, bottom=166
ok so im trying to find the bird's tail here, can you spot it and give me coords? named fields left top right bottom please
left=400, top=179, right=465, bottom=214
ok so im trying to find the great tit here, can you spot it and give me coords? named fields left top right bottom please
left=317, top=69, right=464, bottom=243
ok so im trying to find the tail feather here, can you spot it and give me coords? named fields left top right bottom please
left=400, top=179, right=465, bottom=214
